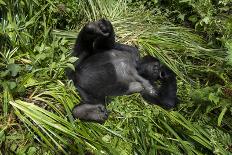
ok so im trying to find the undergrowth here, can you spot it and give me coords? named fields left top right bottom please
left=0, top=0, right=232, bottom=154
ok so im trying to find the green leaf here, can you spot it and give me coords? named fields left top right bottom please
left=202, top=17, right=210, bottom=24
left=24, top=78, right=37, bottom=88
left=0, top=0, right=6, bottom=5
left=225, top=40, right=232, bottom=66
left=68, top=57, right=78, bottom=63
left=218, top=106, right=227, bottom=126
left=8, top=81, right=16, bottom=90
left=178, top=14, right=185, bottom=21
left=7, top=63, right=21, bottom=77
left=102, top=135, right=111, bottom=143
left=0, top=70, right=10, bottom=77
left=35, top=53, right=47, bottom=61
left=27, top=147, right=37, bottom=155
left=208, top=93, right=219, bottom=104
left=180, top=0, right=191, bottom=2
left=66, top=63, right=75, bottom=71
left=0, top=129, right=5, bottom=141
left=188, top=15, right=198, bottom=23
left=60, top=54, right=66, bottom=61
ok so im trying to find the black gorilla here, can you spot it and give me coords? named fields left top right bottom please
left=67, top=19, right=178, bottom=123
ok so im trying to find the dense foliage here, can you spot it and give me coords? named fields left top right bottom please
left=0, top=0, right=231, bottom=154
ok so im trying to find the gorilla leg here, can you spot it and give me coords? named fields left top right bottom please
left=73, top=85, right=109, bottom=123
left=73, top=19, right=114, bottom=63
left=91, top=19, right=140, bottom=63
left=76, top=85, right=106, bottom=104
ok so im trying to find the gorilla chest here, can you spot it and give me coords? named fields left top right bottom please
left=112, top=59, right=137, bottom=82
left=107, top=51, right=137, bottom=82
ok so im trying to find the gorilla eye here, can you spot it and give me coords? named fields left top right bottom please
left=152, top=65, right=158, bottom=72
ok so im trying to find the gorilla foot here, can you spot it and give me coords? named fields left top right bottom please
left=126, top=82, right=143, bottom=94
left=145, top=86, right=157, bottom=96
left=72, top=103, right=109, bottom=124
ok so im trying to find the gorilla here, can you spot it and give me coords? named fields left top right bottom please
left=67, top=19, right=178, bottom=123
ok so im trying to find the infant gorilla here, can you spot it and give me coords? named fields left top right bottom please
left=67, top=19, right=178, bottom=123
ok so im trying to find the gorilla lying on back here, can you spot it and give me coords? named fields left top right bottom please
left=67, top=19, right=178, bottom=123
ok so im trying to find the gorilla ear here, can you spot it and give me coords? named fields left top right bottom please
left=159, top=66, right=175, bottom=80
left=159, top=70, right=167, bottom=79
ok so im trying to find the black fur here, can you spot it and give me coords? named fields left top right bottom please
left=67, top=19, right=178, bottom=123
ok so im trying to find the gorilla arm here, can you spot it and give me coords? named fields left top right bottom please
left=139, top=58, right=178, bottom=109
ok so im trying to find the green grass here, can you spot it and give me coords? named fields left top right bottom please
left=0, top=0, right=232, bottom=154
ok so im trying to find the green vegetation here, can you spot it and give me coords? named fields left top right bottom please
left=0, top=0, right=232, bottom=154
